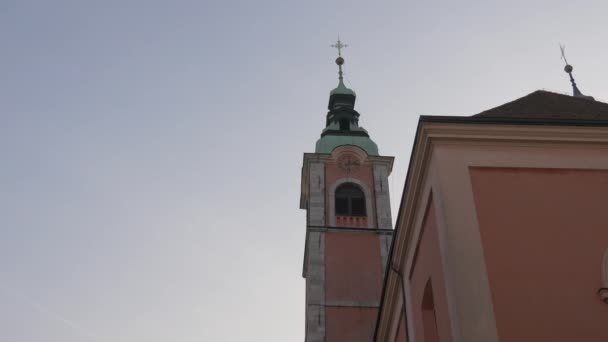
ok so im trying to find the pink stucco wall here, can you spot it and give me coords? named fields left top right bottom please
left=470, top=167, right=608, bottom=341
left=325, top=232, right=383, bottom=342
left=326, top=307, right=378, bottom=342
left=408, top=197, right=452, bottom=342
left=325, top=231, right=383, bottom=302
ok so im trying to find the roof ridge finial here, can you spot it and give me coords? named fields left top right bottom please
left=331, top=36, right=348, bottom=84
left=560, top=44, right=594, bottom=100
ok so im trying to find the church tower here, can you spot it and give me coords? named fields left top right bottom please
left=299, top=41, right=394, bottom=342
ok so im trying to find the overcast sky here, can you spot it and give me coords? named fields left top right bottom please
left=1, top=1, right=607, bottom=341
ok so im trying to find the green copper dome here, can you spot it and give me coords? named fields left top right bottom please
left=315, top=134, right=379, bottom=156
left=330, top=79, right=356, bottom=96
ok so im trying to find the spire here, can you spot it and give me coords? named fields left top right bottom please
left=331, top=37, right=346, bottom=82
left=315, top=38, right=379, bottom=156
left=330, top=37, right=356, bottom=97
left=560, top=44, right=594, bottom=100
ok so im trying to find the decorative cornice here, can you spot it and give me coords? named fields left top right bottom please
left=307, top=225, right=393, bottom=234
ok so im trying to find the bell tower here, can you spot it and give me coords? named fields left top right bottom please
left=299, top=40, right=394, bottom=342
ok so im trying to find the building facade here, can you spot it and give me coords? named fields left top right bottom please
left=374, top=90, right=608, bottom=342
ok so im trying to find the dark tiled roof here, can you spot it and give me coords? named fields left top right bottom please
left=474, top=90, right=608, bottom=120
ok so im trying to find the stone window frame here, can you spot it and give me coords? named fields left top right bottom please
left=328, top=177, right=374, bottom=228
left=334, top=182, right=366, bottom=216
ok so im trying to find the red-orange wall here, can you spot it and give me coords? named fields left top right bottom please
left=471, top=167, right=608, bottom=341
left=326, top=307, right=377, bottom=342
left=325, top=231, right=382, bottom=301
left=409, top=198, right=452, bottom=342
left=325, top=232, right=383, bottom=342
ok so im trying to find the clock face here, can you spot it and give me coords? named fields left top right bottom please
left=337, top=155, right=361, bottom=174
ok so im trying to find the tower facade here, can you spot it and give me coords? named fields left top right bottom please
left=300, top=48, right=394, bottom=342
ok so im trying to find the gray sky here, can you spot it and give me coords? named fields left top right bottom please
left=1, top=1, right=607, bottom=341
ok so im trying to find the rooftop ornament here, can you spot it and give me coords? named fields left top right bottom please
left=330, top=37, right=355, bottom=96
left=560, top=44, right=594, bottom=100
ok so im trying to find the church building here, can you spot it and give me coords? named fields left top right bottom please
left=300, top=44, right=608, bottom=342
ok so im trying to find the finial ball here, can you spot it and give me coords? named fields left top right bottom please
left=336, top=57, right=344, bottom=66
left=564, top=64, right=573, bottom=73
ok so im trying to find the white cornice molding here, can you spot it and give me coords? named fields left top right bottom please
left=424, top=122, right=608, bottom=145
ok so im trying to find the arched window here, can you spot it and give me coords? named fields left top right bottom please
left=422, top=279, right=439, bottom=342
left=335, top=183, right=366, bottom=216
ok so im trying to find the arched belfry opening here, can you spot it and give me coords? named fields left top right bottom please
left=339, top=118, right=350, bottom=130
left=335, top=183, right=366, bottom=216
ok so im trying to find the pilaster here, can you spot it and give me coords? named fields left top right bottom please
left=308, top=162, right=326, bottom=226
left=373, top=163, right=393, bottom=274
left=306, top=231, right=326, bottom=342
left=373, top=163, right=392, bottom=230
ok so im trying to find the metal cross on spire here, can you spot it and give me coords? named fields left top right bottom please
left=331, top=37, right=348, bottom=57
left=560, top=43, right=569, bottom=65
